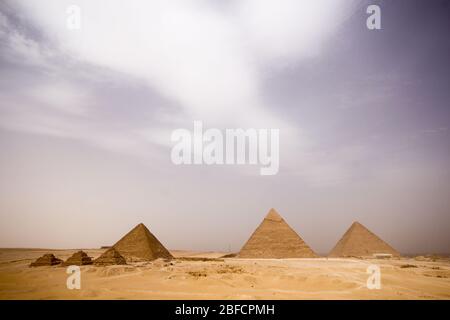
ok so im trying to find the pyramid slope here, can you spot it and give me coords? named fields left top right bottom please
left=113, top=223, right=173, bottom=262
left=94, top=247, right=126, bottom=266
left=329, top=222, right=400, bottom=257
left=238, top=209, right=317, bottom=258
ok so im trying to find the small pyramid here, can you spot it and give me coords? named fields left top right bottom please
left=62, top=250, right=93, bottom=266
left=30, top=253, right=62, bottom=267
left=94, top=247, right=126, bottom=266
left=113, top=223, right=173, bottom=262
left=329, top=221, right=400, bottom=257
left=238, top=209, right=317, bottom=258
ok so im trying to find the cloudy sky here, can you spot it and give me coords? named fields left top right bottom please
left=0, top=0, right=449, bottom=254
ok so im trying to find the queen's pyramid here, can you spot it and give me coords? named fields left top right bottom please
left=94, top=247, right=127, bottom=266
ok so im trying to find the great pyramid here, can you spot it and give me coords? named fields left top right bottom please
left=62, top=250, right=93, bottom=266
left=329, top=221, right=400, bottom=257
left=30, top=253, right=62, bottom=267
left=238, top=209, right=317, bottom=258
left=112, top=223, right=173, bottom=262
left=94, top=247, right=126, bottom=266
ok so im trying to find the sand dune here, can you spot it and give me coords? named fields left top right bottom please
left=0, top=248, right=449, bottom=299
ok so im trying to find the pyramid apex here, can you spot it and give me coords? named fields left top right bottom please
left=352, top=221, right=370, bottom=231
left=264, top=208, right=283, bottom=221
left=350, top=221, right=365, bottom=227
left=134, top=223, right=148, bottom=231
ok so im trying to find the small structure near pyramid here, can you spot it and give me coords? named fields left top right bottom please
left=112, top=223, right=173, bottom=262
left=62, top=250, right=93, bottom=266
left=238, top=209, right=317, bottom=258
left=94, top=247, right=126, bottom=266
left=30, top=253, right=62, bottom=267
left=329, top=221, right=400, bottom=258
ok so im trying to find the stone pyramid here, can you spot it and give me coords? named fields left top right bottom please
left=329, top=221, right=400, bottom=257
left=30, top=253, right=62, bottom=267
left=113, top=223, right=173, bottom=262
left=94, top=247, right=126, bottom=266
left=62, top=250, right=93, bottom=266
left=238, top=209, right=317, bottom=258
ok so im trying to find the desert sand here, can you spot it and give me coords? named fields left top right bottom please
left=0, top=248, right=449, bottom=299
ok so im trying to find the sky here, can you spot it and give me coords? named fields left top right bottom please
left=0, top=0, right=449, bottom=254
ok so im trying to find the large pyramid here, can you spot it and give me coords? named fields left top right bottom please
left=113, top=223, right=173, bottom=262
left=329, top=221, right=400, bottom=257
left=238, top=209, right=317, bottom=258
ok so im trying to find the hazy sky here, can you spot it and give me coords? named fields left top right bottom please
left=0, top=0, right=449, bottom=254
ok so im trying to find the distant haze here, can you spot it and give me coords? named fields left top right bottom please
left=0, top=0, right=449, bottom=254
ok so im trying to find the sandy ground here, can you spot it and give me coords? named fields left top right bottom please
left=0, top=248, right=449, bottom=299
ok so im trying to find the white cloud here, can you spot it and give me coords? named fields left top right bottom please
left=26, top=82, right=89, bottom=116
left=2, top=0, right=360, bottom=182
left=0, top=11, right=52, bottom=68
left=236, top=0, right=356, bottom=62
left=13, top=0, right=355, bottom=127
